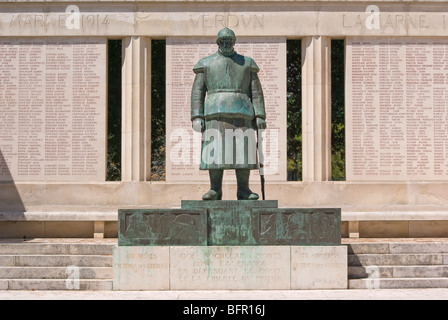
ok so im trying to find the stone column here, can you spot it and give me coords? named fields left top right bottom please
left=121, top=37, right=152, bottom=181
left=301, top=36, right=332, bottom=182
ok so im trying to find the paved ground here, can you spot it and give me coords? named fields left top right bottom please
left=1, top=289, right=448, bottom=300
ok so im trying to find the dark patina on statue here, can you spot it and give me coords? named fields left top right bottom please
left=191, top=27, right=266, bottom=201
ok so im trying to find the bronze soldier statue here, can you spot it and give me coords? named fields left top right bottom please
left=191, top=27, right=266, bottom=200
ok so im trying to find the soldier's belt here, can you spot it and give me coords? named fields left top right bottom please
left=207, top=89, right=247, bottom=94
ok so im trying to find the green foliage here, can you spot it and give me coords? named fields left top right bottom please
left=107, top=40, right=122, bottom=181
left=287, top=40, right=302, bottom=181
left=151, top=40, right=166, bottom=181
left=331, top=40, right=345, bottom=181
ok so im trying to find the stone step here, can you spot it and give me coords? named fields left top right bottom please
left=0, top=243, right=114, bottom=255
left=0, top=279, right=113, bottom=290
left=348, top=253, right=448, bottom=266
left=346, top=243, right=448, bottom=255
left=349, top=265, right=448, bottom=279
left=0, top=255, right=113, bottom=267
left=0, top=267, right=113, bottom=279
left=349, top=278, right=448, bottom=289
left=346, top=243, right=390, bottom=255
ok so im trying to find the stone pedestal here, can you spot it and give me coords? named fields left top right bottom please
left=114, top=200, right=346, bottom=290
left=114, top=246, right=170, bottom=290
left=113, top=245, right=347, bottom=290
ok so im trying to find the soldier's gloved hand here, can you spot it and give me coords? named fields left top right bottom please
left=256, top=118, right=266, bottom=130
left=192, top=118, right=205, bottom=133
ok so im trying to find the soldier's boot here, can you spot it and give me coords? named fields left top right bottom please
left=236, top=169, right=259, bottom=200
left=202, top=170, right=223, bottom=200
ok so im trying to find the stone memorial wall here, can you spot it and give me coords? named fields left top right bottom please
left=0, top=38, right=107, bottom=181
left=166, top=37, right=287, bottom=182
left=347, top=37, right=448, bottom=181
left=0, top=1, right=447, bottom=239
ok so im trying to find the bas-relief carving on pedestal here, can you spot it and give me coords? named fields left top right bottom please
left=119, top=202, right=341, bottom=246
left=118, top=209, right=208, bottom=246
left=253, top=209, right=341, bottom=245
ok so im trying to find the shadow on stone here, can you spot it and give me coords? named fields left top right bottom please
left=0, top=148, right=27, bottom=229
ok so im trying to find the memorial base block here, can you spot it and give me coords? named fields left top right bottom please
left=113, top=245, right=347, bottom=290
left=116, top=201, right=345, bottom=290
left=119, top=201, right=341, bottom=246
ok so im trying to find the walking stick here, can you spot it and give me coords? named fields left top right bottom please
left=257, top=129, right=266, bottom=200
left=260, top=163, right=266, bottom=200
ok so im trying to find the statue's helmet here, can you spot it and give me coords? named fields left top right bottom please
left=216, top=27, right=236, bottom=45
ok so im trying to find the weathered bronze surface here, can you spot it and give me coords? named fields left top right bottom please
left=118, top=205, right=341, bottom=246
left=252, top=208, right=341, bottom=246
left=191, top=27, right=266, bottom=200
left=182, top=200, right=278, bottom=245
left=118, top=209, right=207, bottom=246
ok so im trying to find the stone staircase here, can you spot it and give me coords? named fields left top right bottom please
left=2, top=239, right=448, bottom=290
left=347, top=241, right=448, bottom=289
left=0, top=241, right=114, bottom=290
